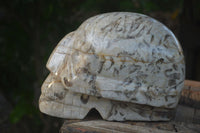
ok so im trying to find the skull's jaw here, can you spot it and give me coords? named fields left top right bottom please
left=39, top=73, right=113, bottom=119
left=39, top=74, right=175, bottom=121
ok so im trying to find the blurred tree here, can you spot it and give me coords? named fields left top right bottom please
left=180, top=0, right=200, bottom=80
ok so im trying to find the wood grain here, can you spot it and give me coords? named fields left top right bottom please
left=180, top=80, right=200, bottom=108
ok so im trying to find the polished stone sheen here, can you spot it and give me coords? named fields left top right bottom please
left=39, top=73, right=175, bottom=121
left=39, top=12, right=185, bottom=121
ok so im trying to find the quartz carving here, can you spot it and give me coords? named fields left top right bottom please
left=39, top=12, right=185, bottom=121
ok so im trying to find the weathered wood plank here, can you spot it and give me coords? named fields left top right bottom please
left=184, top=80, right=200, bottom=88
left=61, top=120, right=173, bottom=133
left=180, top=80, right=200, bottom=108
left=60, top=120, right=200, bottom=133
left=193, top=109, right=200, bottom=124
left=174, top=105, right=195, bottom=122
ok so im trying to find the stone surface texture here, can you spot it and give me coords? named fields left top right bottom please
left=39, top=12, right=185, bottom=121
left=40, top=74, right=175, bottom=121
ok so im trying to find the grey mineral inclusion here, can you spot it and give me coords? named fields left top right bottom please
left=39, top=12, right=185, bottom=121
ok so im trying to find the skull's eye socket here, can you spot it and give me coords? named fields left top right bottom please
left=63, top=77, right=73, bottom=87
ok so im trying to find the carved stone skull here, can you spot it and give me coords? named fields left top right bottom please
left=39, top=12, right=185, bottom=121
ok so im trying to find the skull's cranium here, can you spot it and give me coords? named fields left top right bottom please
left=39, top=12, right=185, bottom=121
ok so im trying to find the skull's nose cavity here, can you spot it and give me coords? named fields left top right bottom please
left=84, top=108, right=103, bottom=120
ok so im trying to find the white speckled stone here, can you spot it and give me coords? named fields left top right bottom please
left=39, top=12, right=185, bottom=121
left=40, top=73, right=175, bottom=121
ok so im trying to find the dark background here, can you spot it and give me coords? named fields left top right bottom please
left=0, top=0, right=200, bottom=132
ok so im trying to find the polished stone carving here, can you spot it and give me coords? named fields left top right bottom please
left=39, top=12, right=185, bottom=121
